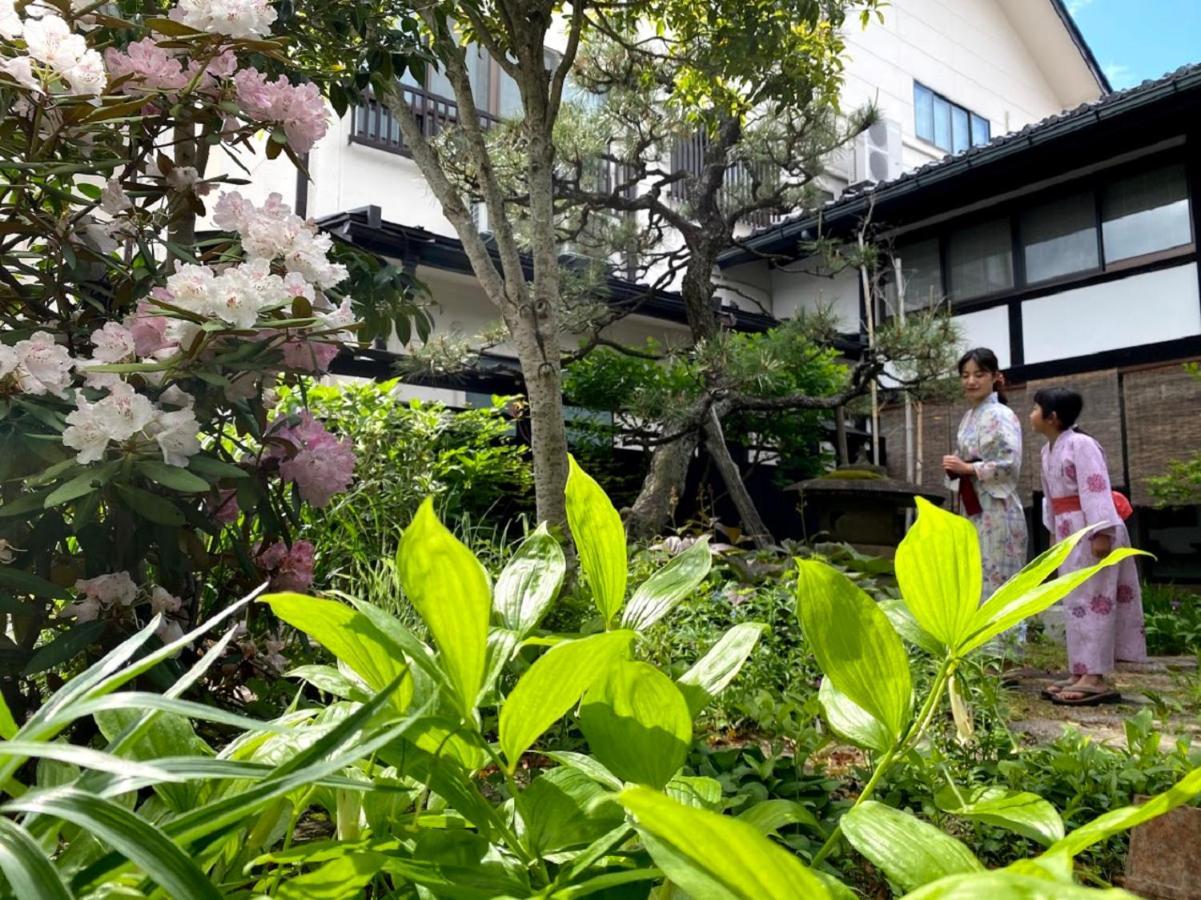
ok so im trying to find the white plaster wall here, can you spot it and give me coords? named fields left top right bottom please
left=769, top=264, right=861, bottom=331
left=1021, top=264, right=1201, bottom=365
left=952, top=305, right=1011, bottom=369
left=840, top=0, right=1092, bottom=173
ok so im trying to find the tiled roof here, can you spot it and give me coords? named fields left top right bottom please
left=720, top=61, right=1201, bottom=267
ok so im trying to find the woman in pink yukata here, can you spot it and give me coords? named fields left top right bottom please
left=1030, top=387, right=1145, bottom=706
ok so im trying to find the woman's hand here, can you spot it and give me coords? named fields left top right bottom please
left=942, top=455, right=974, bottom=478
left=1090, top=533, right=1113, bottom=559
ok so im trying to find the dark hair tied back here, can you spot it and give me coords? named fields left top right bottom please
left=1033, top=387, right=1084, bottom=430
left=957, top=347, right=1008, bottom=405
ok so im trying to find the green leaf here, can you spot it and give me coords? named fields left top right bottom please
left=936, top=786, right=1064, bottom=847
left=264, top=593, right=413, bottom=714
left=578, top=660, right=691, bottom=789
left=1044, top=766, right=1201, bottom=860
left=275, top=853, right=382, bottom=899
left=493, top=524, right=564, bottom=635
left=285, top=665, right=368, bottom=700
left=738, top=799, right=822, bottom=836
left=903, top=871, right=1136, bottom=899
left=187, top=455, right=248, bottom=481
left=0, top=692, right=17, bottom=739
left=619, top=785, right=832, bottom=899
left=24, top=621, right=107, bottom=676
left=621, top=537, right=712, bottom=631
left=880, top=598, right=944, bottom=656
left=499, top=630, right=633, bottom=771
left=894, top=497, right=981, bottom=650
left=665, top=774, right=723, bottom=810
left=114, top=485, right=185, bottom=526
left=542, top=751, right=623, bottom=792
left=397, top=498, right=490, bottom=716
left=4, top=789, right=221, bottom=900
left=841, top=802, right=983, bottom=892
left=796, top=560, right=911, bottom=744
left=94, top=706, right=208, bottom=812
left=0, top=740, right=185, bottom=784
left=817, top=677, right=892, bottom=753
left=898, top=495, right=980, bottom=648
left=44, top=468, right=112, bottom=507
left=0, top=566, right=70, bottom=600
left=516, top=766, right=623, bottom=855
left=137, top=460, right=211, bottom=493
left=676, top=623, right=765, bottom=717
left=566, top=455, right=627, bottom=627
left=959, top=547, right=1148, bottom=655
left=0, top=818, right=72, bottom=900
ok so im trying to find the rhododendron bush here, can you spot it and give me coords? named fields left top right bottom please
left=0, top=0, right=422, bottom=708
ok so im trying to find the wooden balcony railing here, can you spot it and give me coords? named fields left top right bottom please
left=349, top=84, right=500, bottom=156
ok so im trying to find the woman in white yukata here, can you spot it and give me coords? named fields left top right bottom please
left=1030, top=387, right=1145, bottom=706
left=942, top=348, right=1029, bottom=661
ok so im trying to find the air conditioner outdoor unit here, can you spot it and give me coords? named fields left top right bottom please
left=472, top=201, right=490, bottom=234
left=853, top=118, right=903, bottom=184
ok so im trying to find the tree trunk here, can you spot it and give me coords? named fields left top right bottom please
left=703, top=408, right=774, bottom=549
left=624, top=429, right=699, bottom=541
left=167, top=123, right=196, bottom=251
left=835, top=405, right=849, bottom=466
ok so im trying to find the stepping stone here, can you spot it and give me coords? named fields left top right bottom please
left=1123, top=802, right=1201, bottom=899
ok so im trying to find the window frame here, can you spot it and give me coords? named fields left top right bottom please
left=913, top=82, right=991, bottom=154
left=876, top=147, right=1196, bottom=321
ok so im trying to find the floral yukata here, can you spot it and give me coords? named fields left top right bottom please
left=1040, top=429, right=1145, bottom=675
left=949, top=394, right=1028, bottom=643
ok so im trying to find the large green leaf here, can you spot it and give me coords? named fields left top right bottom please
left=94, top=706, right=209, bottom=812
left=841, top=802, right=983, bottom=893
left=493, top=524, right=565, bottom=636
left=137, top=460, right=212, bottom=493
left=903, top=871, right=1136, bottom=899
left=894, top=497, right=981, bottom=650
left=4, top=789, right=221, bottom=900
left=0, top=818, right=72, bottom=900
left=499, top=630, right=634, bottom=771
left=796, top=560, right=911, bottom=744
left=817, top=677, right=892, bottom=753
left=880, top=598, right=944, bottom=656
left=738, top=799, right=822, bottom=836
left=936, top=786, right=1064, bottom=846
left=275, top=853, right=382, bottom=899
left=0, top=565, right=71, bottom=600
left=676, top=623, right=765, bottom=717
left=23, top=621, right=106, bottom=676
left=579, top=660, right=691, bottom=789
left=959, top=548, right=1147, bottom=655
left=397, top=498, right=491, bottom=716
left=262, top=593, right=413, bottom=714
left=516, top=765, right=624, bottom=855
left=621, top=537, right=712, bottom=631
left=619, top=786, right=832, bottom=899
left=0, top=740, right=183, bottom=784
left=565, top=456, right=627, bottom=627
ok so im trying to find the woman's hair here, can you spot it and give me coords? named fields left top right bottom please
left=957, top=347, right=1007, bottom=404
left=1033, top=387, right=1084, bottom=430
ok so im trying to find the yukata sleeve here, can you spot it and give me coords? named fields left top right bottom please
left=1073, top=436, right=1119, bottom=534
left=972, top=407, right=1021, bottom=499
left=1040, top=463, right=1052, bottom=534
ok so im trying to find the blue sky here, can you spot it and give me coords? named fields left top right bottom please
left=1067, top=0, right=1201, bottom=89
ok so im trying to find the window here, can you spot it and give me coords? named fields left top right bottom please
left=1102, top=163, right=1193, bottom=263
left=887, top=238, right=943, bottom=311
left=1021, top=192, right=1099, bottom=283
left=947, top=218, right=1013, bottom=300
left=913, top=83, right=990, bottom=153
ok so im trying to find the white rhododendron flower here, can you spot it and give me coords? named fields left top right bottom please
left=90, top=322, right=137, bottom=363
left=170, top=0, right=277, bottom=39
left=20, top=13, right=106, bottom=96
left=0, top=0, right=22, bottom=39
left=14, top=331, right=74, bottom=396
left=100, top=179, right=133, bottom=214
left=147, top=405, right=202, bottom=466
left=62, top=381, right=156, bottom=463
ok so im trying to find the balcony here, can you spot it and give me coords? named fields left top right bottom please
left=669, top=132, right=781, bottom=229
left=349, top=84, right=500, bottom=156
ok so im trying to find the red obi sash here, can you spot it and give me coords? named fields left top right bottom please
left=1050, top=492, right=1133, bottom=521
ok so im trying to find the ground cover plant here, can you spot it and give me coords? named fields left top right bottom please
left=1, top=460, right=1199, bottom=897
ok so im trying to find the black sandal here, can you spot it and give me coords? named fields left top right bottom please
left=1048, top=685, right=1121, bottom=706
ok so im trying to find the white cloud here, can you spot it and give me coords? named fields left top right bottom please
left=1103, top=62, right=1136, bottom=89
left=1067, top=0, right=1095, bottom=15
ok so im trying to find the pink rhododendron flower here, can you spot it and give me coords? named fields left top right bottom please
left=233, top=69, right=328, bottom=153
left=255, top=539, right=314, bottom=592
left=104, top=38, right=187, bottom=92
left=124, top=302, right=173, bottom=357
left=280, top=339, right=339, bottom=373
left=267, top=412, right=355, bottom=507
